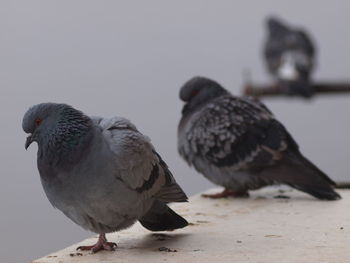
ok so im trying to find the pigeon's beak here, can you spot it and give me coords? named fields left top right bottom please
left=25, top=134, right=34, bottom=150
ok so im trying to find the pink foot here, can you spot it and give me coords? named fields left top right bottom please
left=77, top=234, right=117, bottom=253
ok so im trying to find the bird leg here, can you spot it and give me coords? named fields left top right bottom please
left=77, top=233, right=117, bottom=253
left=202, top=188, right=249, bottom=199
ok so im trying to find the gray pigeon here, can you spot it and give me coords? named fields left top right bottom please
left=264, top=16, right=316, bottom=98
left=178, top=76, right=340, bottom=200
left=23, top=103, right=188, bottom=253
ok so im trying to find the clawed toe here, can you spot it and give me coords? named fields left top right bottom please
left=102, top=242, right=117, bottom=251
left=76, top=234, right=117, bottom=253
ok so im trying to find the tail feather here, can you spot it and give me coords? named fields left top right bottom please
left=154, top=183, right=188, bottom=203
left=261, top=150, right=341, bottom=200
left=291, top=184, right=341, bottom=200
left=293, top=151, right=336, bottom=186
left=139, top=200, right=188, bottom=231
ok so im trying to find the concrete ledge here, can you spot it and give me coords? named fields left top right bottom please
left=33, top=188, right=350, bottom=263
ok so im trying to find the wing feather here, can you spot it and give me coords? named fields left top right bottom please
left=179, top=96, right=290, bottom=173
left=93, top=116, right=187, bottom=202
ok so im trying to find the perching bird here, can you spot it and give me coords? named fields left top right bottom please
left=178, top=76, right=340, bottom=200
left=23, top=103, right=188, bottom=253
left=264, top=16, right=316, bottom=98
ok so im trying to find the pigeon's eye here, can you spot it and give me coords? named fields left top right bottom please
left=191, top=90, right=199, bottom=97
left=35, top=118, right=42, bottom=126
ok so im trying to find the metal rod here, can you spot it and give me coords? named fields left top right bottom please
left=242, top=82, right=350, bottom=98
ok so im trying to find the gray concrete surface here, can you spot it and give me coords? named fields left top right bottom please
left=33, top=187, right=350, bottom=263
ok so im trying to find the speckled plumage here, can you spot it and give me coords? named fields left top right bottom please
left=264, top=16, right=316, bottom=98
left=23, top=103, right=188, bottom=250
left=178, top=77, right=340, bottom=200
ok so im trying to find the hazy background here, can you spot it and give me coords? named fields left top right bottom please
left=1, top=1, right=350, bottom=262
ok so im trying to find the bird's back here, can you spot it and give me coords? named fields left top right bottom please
left=178, top=94, right=275, bottom=188
left=39, top=116, right=166, bottom=233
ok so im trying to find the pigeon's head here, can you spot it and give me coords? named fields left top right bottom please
left=266, top=16, right=290, bottom=37
left=179, top=77, right=229, bottom=115
left=179, top=76, right=228, bottom=103
left=22, top=103, right=79, bottom=149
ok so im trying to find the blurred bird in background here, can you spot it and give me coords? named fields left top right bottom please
left=178, top=76, right=340, bottom=200
left=264, top=16, right=316, bottom=98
